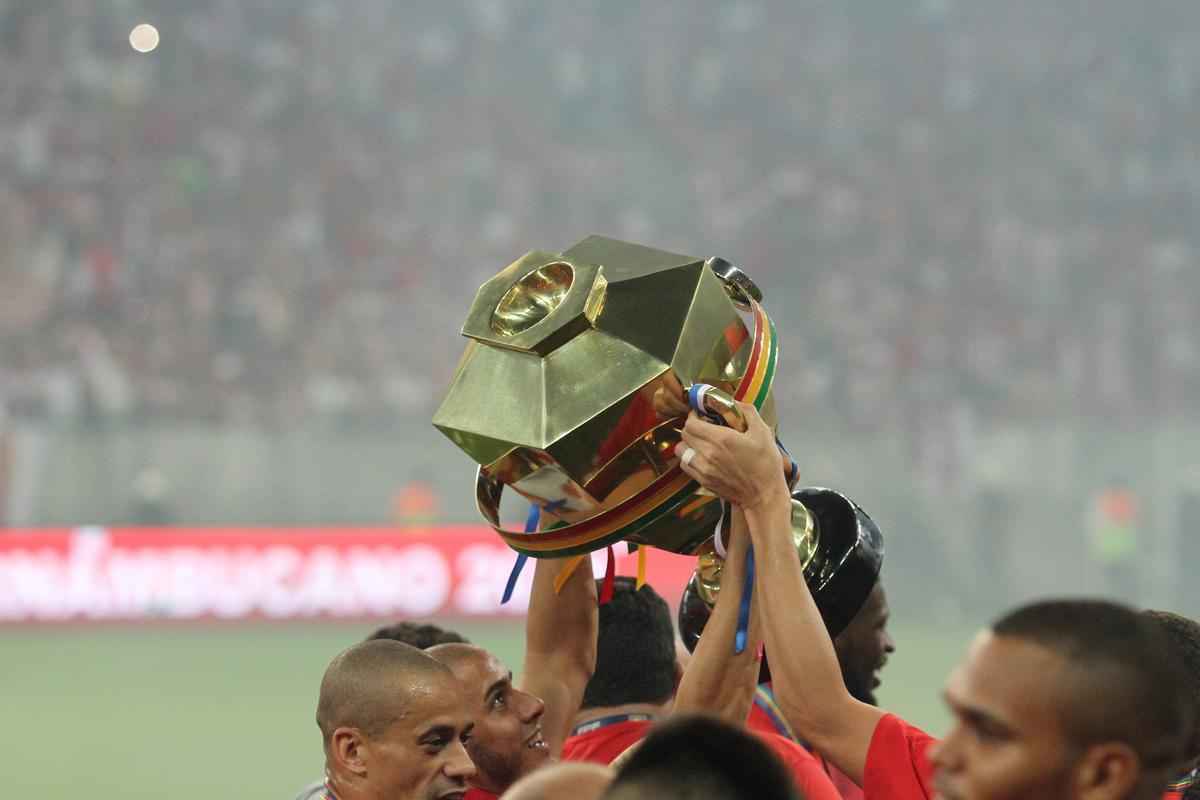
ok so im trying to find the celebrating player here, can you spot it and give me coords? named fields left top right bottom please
left=676, top=401, right=1194, bottom=800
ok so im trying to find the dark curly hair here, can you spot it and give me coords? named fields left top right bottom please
left=364, top=621, right=468, bottom=649
left=1144, top=609, right=1200, bottom=798
left=582, top=577, right=676, bottom=709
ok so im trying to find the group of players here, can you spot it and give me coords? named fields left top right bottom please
left=300, top=402, right=1200, bottom=800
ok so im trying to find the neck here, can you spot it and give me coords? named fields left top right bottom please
left=326, top=773, right=357, bottom=800
left=572, top=702, right=667, bottom=728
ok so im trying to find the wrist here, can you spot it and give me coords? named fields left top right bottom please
left=741, top=480, right=793, bottom=530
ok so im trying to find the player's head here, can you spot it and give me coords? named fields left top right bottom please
left=317, top=640, right=475, bottom=800
left=426, top=643, right=548, bottom=794
left=1143, top=610, right=1200, bottom=779
left=366, top=621, right=469, bottom=649
left=601, top=715, right=799, bottom=800
left=582, top=577, right=679, bottom=711
left=931, top=599, right=1193, bottom=800
left=502, top=762, right=612, bottom=800
left=833, top=582, right=895, bottom=706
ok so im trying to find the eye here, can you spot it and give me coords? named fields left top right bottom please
left=424, top=738, right=449, bottom=754
left=969, top=721, right=1008, bottom=744
left=490, top=692, right=507, bottom=710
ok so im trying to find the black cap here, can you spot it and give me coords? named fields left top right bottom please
left=677, top=487, right=884, bottom=665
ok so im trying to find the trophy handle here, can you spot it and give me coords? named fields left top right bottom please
left=693, top=498, right=819, bottom=606
left=706, top=256, right=763, bottom=310
left=689, top=384, right=748, bottom=432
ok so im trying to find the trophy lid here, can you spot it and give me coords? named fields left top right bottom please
left=434, top=235, right=758, bottom=501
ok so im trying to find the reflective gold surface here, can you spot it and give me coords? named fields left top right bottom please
left=433, top=235, right=778, bottom=554
left=491, top=261, right=575, bottom=336
left=695, top=500, right=819, bottom=606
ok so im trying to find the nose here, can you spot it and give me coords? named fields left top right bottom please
left=515, top=688, right=546, bottom=724
left=445, top=739, right=477, bottom=780
left=928, top=724, right=963, bottom=774
left=883, top=630, right=896, bottom=654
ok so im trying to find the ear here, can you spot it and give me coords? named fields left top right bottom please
left=331, top=727, right=370, bottom=777
left=1074, top=742, right=1140, bottom=800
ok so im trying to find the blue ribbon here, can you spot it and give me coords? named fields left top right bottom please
left=775, top=435, right=799, bottom=486
left=687, top=383, right=722, bottom=423
left=501, top=503, right=542, bottom=605
left=735, top=541, right=756, bottom=654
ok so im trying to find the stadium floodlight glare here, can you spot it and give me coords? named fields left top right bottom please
left=129, top=23, right=160, bottom=54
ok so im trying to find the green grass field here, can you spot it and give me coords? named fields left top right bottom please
left=1, top=621, right=967, bottom=799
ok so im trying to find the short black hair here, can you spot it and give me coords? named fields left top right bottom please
left=1144, top=610, right=1200, bottom=760
left=582, top=577, right=675, bottom=709
left=365, top=621, right=468, bottom=649
left=992, top=600, right=1193, bottom=785
left=602, top=715, right=799, bottom=800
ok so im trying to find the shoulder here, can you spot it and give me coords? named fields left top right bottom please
left=562, top=719, right=653, bottom=765
left=863, top=714, right=938, bottom=800
left=292, top=779, right=328, bottom=800
left=753, top=732, right=842, bottom=800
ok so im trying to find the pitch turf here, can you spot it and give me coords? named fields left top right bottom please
left=1, top=621, right=964, bottom=799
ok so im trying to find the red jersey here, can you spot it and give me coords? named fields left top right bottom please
left=863, top=713, right=937, bottom=800
left=746, top=684, right=864, bottom=800
left=562, top=718, right=652, bottom=764
left=561, top=716, right=842, bottom=800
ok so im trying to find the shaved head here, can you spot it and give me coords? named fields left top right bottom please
left=500, top=762, right=612, bottom=800
left=317, top=639, right=455, bottom=748
left=427, top=642, right=486, bottom=671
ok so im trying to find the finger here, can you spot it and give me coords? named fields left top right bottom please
left=682, top=411, right=728, bottom=444
left=735, top=401, right=771, bottom=435
left=677, top=445, right=707, bottom=483
left=679, top=425, right=709, bottom=452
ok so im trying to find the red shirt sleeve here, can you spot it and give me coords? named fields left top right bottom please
left=755, top=733, right=843, bottom=800
left=863, top=714, right=938, bottom=800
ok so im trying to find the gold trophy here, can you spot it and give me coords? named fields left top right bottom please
left=433, top=235, right=781, bottom=558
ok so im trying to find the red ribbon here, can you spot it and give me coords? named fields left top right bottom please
left=599, top=545, right=616, bottom=605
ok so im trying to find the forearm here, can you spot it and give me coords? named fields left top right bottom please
left=744, top=486, right=881, bottom=783
left=521, top=554, right=598, bottom=755
left=673, top=510, right=762, bottom=723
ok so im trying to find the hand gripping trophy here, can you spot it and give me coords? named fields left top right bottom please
left=434, top=236, right=881, bottom=626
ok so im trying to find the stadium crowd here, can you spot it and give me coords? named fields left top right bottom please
left=1, top=0, right=1199, bottom=431
left=1, top=3, right=1197, bottom=797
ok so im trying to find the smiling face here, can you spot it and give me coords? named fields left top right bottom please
left=833, top=583, right=895, bottom=706
left=430, top=645, right=549, bottom=794
left=928, top=632, right=1081, bottom=800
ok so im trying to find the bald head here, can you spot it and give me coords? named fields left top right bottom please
left=426, top=642, right=487, bottom=670
left=500, top=762, right=612, bottom=800
left=316, top=639, right=456, bottom=747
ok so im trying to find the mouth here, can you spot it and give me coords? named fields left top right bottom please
left=871, top=659, right=888, bottom=689
left=931, top=779, right=959, bottom=800
left=439, top=792, right=466, bottom=800
left=524, top=727, right=548, bottom=752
